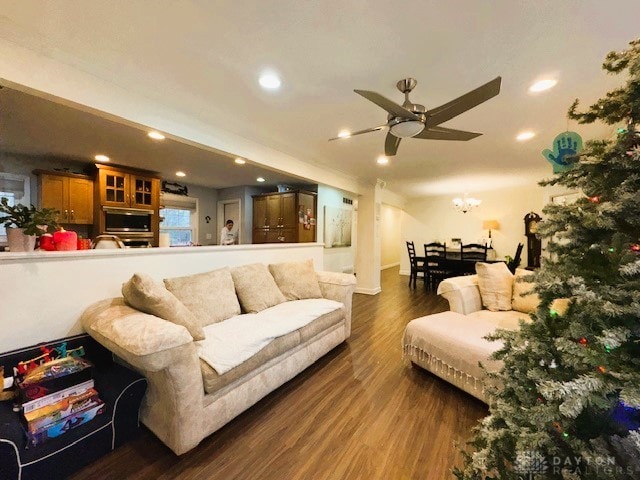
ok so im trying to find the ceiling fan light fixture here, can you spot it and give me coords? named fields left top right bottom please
left=338, top=130, right=351, bottom=138
left=390, top=120, right=425, bottom=138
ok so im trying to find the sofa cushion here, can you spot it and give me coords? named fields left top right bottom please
left=476, top=262, right=514, bottom=312
left=466, top=309, right=530, bottom=330
left=230, top=263, right=286, bottom=313
left=164, top=268, right=241, bottom=327
left=200, top=307, right=344, bottom=394
left=122, top=273, right=205, bottom=341
left=269, top=259, right=322, bottom=300
left=512, top=268, right=540, bottom=314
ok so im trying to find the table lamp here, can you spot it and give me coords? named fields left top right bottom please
left=482, top=220, right=500, bottom=247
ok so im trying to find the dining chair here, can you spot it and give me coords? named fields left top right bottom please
left=507, top=243, right=524, bottom=273
left=406, top=241, right=427, bottom=288
left=460, top=243, right=488, bottom=274
left=423, top=242, right=449, bottom=290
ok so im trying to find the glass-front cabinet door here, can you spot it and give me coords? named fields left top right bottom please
left=130, top=175, right=158, bottom=209
left=100, top=170, right=129, bottom=207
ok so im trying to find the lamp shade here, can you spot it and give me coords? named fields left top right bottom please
left=482, top=220, right=500, bottom=230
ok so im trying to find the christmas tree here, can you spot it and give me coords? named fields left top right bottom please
left=456, top=38, right=640, bottom=479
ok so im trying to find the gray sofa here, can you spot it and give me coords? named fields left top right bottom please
left=80, top=261, right=356, bottom=455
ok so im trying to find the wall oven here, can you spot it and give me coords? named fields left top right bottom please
left=103, top=207, right=154, bottom=247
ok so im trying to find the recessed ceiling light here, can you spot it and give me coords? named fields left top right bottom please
left=516, top=131, right=536, bottom=141
left=377, top=156, right=389, bottom=165
left=234, top=158, right=246, bottom=165
left=259, top=72, right=281, bottom=90
left=94, top=154, right=110, bottom=162
left=176, top=171, right=186, bottom=177
left=338, top=130, right=351, bottom=138
left=529, top=79, right=557, bottom=93
left=148, top=131, right=165, bottom=140
left=256, top=177, right=266, bottom=182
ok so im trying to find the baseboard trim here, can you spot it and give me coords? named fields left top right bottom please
left=355, top=286, right=382, bottom=295
left=399, top=269, right=425, bottom=277
left=381, top=262, right=400, bottom=270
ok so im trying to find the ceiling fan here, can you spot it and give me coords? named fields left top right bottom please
left=329, top=76, right=502, bottom=156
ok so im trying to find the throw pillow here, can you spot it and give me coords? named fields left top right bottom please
left=512, top=268, right=540, bottom=314
left=230, top=263, right=286, bottom=313
left=268, top=259, right=322, bottom=301
left=122, top=273, right=205, bottom=341
left=164, top=268, right=241, bottom=326
left=475, top=262, right=514, bottom=312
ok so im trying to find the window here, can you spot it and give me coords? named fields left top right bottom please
left=160, top=193, right=198, bottom=246
left=0, top=173, right=30, bottom=244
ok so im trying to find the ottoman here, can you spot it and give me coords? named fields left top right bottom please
left=402, top=311, right=506, bottom=403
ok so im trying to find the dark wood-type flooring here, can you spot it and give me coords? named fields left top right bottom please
left=70, top=267, right=488, bottom=480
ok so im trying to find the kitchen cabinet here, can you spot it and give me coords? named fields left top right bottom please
left=252, top=190, right=316, bottom=244
left=34, top=170, right=94, bottom=224
left=93, top=164, right=161, bottom=246
left=95, top=164, right=160, bottom=210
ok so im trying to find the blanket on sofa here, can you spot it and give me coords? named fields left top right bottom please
left=196, top=299, right=343, bottom=374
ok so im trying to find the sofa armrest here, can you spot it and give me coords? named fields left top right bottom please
left=81, top=297, right=205, bottom=454
left=316, top=271, right=356, bottom=336
left=80, top=298, right=194, bottom=372
left=437, top=274, right=483, bottom=315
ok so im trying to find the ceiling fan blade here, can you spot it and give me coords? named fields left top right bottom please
left=425, top=76, right=502, bottom=128
left=385, top=132, right=401, bottom=156
left=354, top=90, right=420, bottom=120
left=328, top=125, right=387, bottom=141
left=414, top=126, right=482, bottom=141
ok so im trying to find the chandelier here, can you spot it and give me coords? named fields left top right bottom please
left=452, top=194, right=481, bottom=213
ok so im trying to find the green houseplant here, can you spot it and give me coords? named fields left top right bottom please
left=0, top=197, right=59, bottom=251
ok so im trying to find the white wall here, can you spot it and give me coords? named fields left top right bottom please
left=400, top=184, right=544, bottom=274
left=316, top=184, right=356, bottom=273
left=380, top=204, right=402, bottom=269
left=0, top=244, right=324, bottom=352
left=176, top=183, right=218, bottom=245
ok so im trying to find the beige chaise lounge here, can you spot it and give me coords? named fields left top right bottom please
left=403, top=267, right=535, bottom=403
left=81, top=261, right=356, bottom=454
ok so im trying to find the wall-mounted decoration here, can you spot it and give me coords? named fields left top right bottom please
left=324, top=206, right=352, bottom=248
left=161, top=181, right=188, bottom=196
left=542, top=131, right=583, bottom=173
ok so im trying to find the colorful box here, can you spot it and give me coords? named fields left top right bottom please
left=25, top=400, right=105, bottom=447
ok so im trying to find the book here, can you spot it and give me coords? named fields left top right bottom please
left=24, top=388, right=100, bottom=433
left=17, top=356, right=93, bottom=402
left=25, top=400, right=105, bottom=447
left=22, top=379, right=94, bottom=414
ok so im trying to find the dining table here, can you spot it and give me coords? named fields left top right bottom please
left=427, top=250, right=504, bottom=277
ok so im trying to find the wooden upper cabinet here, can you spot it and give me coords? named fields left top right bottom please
left=96, top=165, right=160, bottom=210
left=36, top=171, right=94, bottom=225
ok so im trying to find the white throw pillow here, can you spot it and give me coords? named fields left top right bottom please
left=269, top=259, right=322, bottom=301
left=164, top=267, right=241, bottom=326
left=512, top=268, right=540, bottom=314
left=476, top=262, right=514, bottom=312
left=230, top=263, right=286, bottom=313
left=122, top=273, right=205, bottom=341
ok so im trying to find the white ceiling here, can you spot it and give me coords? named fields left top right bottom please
left=0, top=87, right=309, bottom=189
left=1, top=1, right=638, bottom=198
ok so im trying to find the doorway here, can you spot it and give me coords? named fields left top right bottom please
left=217, top=199, right=242, bottom=244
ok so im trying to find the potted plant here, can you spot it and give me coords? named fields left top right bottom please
left=0, top=197, right=59, bottom=252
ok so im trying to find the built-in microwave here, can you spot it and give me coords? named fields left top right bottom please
left=103, top=207, right=153, bottom=233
